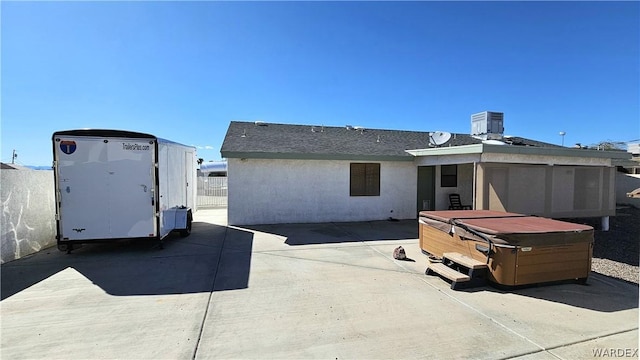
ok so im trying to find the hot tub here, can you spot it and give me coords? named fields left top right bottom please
left=419, top=210, right=594, bottom=286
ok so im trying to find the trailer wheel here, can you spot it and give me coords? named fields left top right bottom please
left=180, top=211, right=193, bottom=237
left=58, top=243, right=77, bottom=254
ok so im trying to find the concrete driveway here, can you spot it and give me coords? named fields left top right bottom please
left=1, top=209, right=638, bottom=359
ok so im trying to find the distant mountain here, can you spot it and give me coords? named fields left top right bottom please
left=1, top=163, right=46, bottom=170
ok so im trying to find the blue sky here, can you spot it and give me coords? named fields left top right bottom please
left=2, top=1, right=639, bottom=166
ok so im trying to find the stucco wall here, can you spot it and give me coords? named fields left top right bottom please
left=433, top=163, right=474, bottom=210
left=227, top=158, right=416, bottom=225
left=616, top=173, right=640, bottom=208
left=1, top=170, right=56, bottom=264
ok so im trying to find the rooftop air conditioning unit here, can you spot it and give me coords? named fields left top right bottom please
left=471, top=111, right=504, bottom=140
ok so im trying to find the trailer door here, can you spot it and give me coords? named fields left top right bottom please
left=185, top=150, right=194, bottom=209
left=105, top=138, right=156, bottom=238
left=56, top=137, right=111, bottom=240
left=55, top=136, right=156, bottom=240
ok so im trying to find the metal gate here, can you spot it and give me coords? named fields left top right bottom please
left=197, top=176, right=227, bottom=208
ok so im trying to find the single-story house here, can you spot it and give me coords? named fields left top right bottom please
left=220, top=113, right=631, bottom=226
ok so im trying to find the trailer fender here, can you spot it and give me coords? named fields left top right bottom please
left=176, top=207, right=193, bottom=237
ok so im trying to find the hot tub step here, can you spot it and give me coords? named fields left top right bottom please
left=443, top=252, right=487, bottom=270
left=426, top=252, right=489, bottom=290
left=426, top=263, right=470, bottom=284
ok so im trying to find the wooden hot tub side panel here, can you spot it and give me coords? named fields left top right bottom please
left=487, top=245, right=518, bottom=285
left=419, top=223, right=483, bottom=261
left=514, top=242, right=592, bottom=285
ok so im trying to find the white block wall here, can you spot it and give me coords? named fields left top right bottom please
left=227, top=158, right=416, bottom=225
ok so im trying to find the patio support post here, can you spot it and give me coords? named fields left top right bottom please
left=472, top=161, right=477, bottom=210
left=601, top=216, right=610, bottom=231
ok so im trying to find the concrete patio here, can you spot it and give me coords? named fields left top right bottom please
left=1, top=208, right=638, bottom=359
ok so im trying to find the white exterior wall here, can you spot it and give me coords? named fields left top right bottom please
left=433, top=163, right=475, bottom=210
left=227, top=158, right=416, bottom=225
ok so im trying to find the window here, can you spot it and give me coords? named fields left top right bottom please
left=441, top=164, right=457, bottom=187
left=350, top=163, right=380, bottom=196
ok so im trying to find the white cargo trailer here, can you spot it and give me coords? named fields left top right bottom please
left=52, top=129, right=197, bottom=252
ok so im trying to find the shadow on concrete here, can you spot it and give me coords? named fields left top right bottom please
left=5, top=217, right=637, bottom=314
left=1, top=222, right=253, bottom=300
left=212, top=226, right=254, bottom=291
left=445, top=273, right=639, bottom=313
left=243, top=219, right=419, bottom=246
left=517, top=274, right=639, bottom=313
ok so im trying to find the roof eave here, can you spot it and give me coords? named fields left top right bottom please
left=405, top=144, right=484, bottom=156
left=406, top=144, right=632, bottom=160
left=221, top=151, right=414, bottom=162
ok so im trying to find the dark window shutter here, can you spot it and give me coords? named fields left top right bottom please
left=350, top=163, right=380, bottom=196
left=365, top=163, right=380, bottom=196
left=350, top=163, right=366, bottom=196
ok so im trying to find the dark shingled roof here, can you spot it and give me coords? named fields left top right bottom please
left=221, top=121, right=561, bottom=160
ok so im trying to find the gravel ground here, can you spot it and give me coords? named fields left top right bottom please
left=563, top=205, right=639, bottom=284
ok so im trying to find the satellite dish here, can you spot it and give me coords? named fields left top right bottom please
left=429, top=131, right=452, bottom=146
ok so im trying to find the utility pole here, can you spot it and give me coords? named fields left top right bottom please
left=12, top=150, right=17, bottom=164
